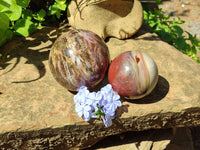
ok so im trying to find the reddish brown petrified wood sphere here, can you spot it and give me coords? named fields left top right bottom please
left=108, top=51, right=158, bottom=99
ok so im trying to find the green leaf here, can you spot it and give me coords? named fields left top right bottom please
left=143, top=10, right=148, bottom=21
left=16, top=0, right=30, bottom=8
left=185, top=31, right=199, bottom=46
left=4, top=28, right=13, bottom=39
left=56, top=0, right=66, bottom=5
left=0, top=29, right=13, bottom=47
left=56, top=10, right=61, bottom=19
left=48, top=2, right=63, bottom=19
left=185, top=46, right=196, bottom=57
left=59, top=4, right=67, bottom=11
left=159, top=24, right=171, bottom=33
left=38, top=9, right=46, bottom=18
left=160, top=31, right=172, bottom=43
left=48, top=4, right=57, bottom=15
left=154, top=0, right=161, bottom=4
left=0, top=30, right=4, bottom=46
left=172, top=25, right=183, bottom=36
left=149, top=13, right=155, bottom=20
left=173, top=37, right=186, bottom=50
left=165, top=14, right=170, bottom=20
left=173, top=17, right=185, bottom=24
left=22, top=9, right=32, bottom=20
left=33, top=9, right=46, bottom=22
left=13, top=18, right=36, bottom=36
left=34, top=22, right=42, bottom=28
left=0, top=0, right=10, bottom=11
left=0, top=0, right=22, bottom=21
left=48, top=0, right=67, bottom=17
left=0, top=12, right=9, bottom=31
left=57, top=2, right=67, bottom=11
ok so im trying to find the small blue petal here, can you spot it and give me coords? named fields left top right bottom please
left=88, top=92, right=96, bottom=99
left=103, top=114, right=112, bottom=127
left=113, top=94, right=120, bottom=101
left=85, top=98, right=93, bottom=105
left=77, top=86, right=87, bottom=91
left=78, top=86, right=90, bottom=97
left=109, top=104, right=116, bottom=112
left=75, top=104, right=82, bottom=111
left=96, top=91, right=103, bottom=101
left=84, top=117, right=90, bottom=121
left=83, top=111, right=91, bottom=121
left=79, top=96, right=87, bottom=104
left=84, top=105, right=92, bottom=111
left=106, top=94, right=113, bottom=102
left=107, top=110, right=115, bottom=117
left=101, top=84, right=113, bottom=95
left=92, top=103, right=98, bottom=111
left=84, top=111, right=90, bottom=118
left=73, top=95, right=79, bottom=103
left=91, top=113, right=98, bottom=118
left=115, top=100, right=122, bottom=107
left=77, top=111, right=83, bottom=118
left=101, top=99, right=108, bottom=106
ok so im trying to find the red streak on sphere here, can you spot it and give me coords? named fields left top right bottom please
left=108, top=51, right=138, bottom=97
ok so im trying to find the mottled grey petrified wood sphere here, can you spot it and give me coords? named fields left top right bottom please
left=49, top=29, right=110, bottom=91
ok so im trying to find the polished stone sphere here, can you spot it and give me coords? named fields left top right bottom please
left=49, top=29, right=110, bottom=91
left=108, top=51, right=158, bottom=99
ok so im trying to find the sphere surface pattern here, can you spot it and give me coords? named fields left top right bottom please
left=49, top=29, right=110, bottom=91
left=108, top=51, right=158, bottom=99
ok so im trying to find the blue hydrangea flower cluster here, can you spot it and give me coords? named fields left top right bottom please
left=73, top=84, right=121, bottom=127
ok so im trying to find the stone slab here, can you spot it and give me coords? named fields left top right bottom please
left=0, top=24, right=200, bottom=149
left=86, top=127, right=194, bottom=150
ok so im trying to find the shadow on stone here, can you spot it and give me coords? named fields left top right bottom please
left=124, top=75, right=170, bottom=104
left=115, top=104, right=130, bottom=118
left=131, top=23, right=161, bottom=40
left=0, top=25, right=70, bottom=83
left=85, top=128, right=172, bottom=149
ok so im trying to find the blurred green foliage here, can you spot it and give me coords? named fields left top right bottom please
left=0, top=0, right=70, bottom=47
left=143, top=1, right=200, bottom=64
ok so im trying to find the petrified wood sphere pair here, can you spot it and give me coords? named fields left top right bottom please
left=49, top=30, right=158, bottom=99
